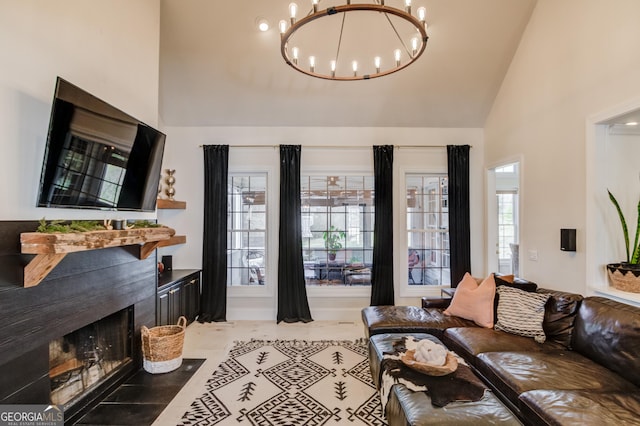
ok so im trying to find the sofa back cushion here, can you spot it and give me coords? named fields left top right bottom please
left=572, top=297, right=640, bottom=387
left=495, top=274, right=538, bottom=292
left=537, top=288, right=583, bottom=349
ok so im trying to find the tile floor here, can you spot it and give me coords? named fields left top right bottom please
left=151, top=320, right=367, bottom=426
left=74, top=359, right=205, bottom=425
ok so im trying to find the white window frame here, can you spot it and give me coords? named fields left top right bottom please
left=496, top=190, right=519, bottom=272
left=226, top=169, right=275, bottom=299
left=399, top=167, right=450, bottom=298
left=302, top=171, right=374, bottom=299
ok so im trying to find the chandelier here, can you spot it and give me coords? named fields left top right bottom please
left=279, top=0, right=428, bottom=81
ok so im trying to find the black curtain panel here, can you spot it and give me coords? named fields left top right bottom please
left=277, top=145, right=313, bottom=323
left=370, top=145, right=395, bottom=306
left=199, top=145, right=229, bottom=322
left=447, top=145, right=471, bottom=288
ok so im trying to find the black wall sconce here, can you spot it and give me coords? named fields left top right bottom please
left=561, top=229, right=576, bottom=252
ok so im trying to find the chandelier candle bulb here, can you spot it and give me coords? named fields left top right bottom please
left=395, top=49, right=401, bottom=66
left=292, top=46, right=299, bottom=64
left=352, top=60, right=358, bottom=76
left=309, top=56, right=315, bottom=72
left=375, top=56, right=381, bottom=73
left=289, top=2, right=297, bottom=24
left=412, top=37, right=418, bottom=56
left=312, top=0, right=318, bottom=13
left=279, top=20, right=287, bottom=35
left=331, top=60, right=336, bottom=77
left=418, top=6, right=426, bottom=24
left=405, top=0, right=412, bottom=14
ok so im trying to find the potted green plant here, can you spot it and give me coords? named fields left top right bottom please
left=323, top=226, right=346, bottom=261
left=606, top=190, right=640, bottom=293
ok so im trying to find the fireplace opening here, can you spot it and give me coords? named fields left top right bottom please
left=49, top=307, right=133, bottom=407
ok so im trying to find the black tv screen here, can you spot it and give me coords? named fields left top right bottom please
left=37, top=77, right=165, bottom=212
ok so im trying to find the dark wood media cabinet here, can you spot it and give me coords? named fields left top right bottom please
left=157, top=269, right=201, bottom=326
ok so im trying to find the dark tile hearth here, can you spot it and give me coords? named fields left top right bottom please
left=74, top=358, right=204, bottom=425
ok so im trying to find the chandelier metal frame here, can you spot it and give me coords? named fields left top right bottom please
left=280, top=2, right=428, bottom=81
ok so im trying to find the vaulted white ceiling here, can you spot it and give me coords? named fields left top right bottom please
left=159, top=0, right=537, bottom=128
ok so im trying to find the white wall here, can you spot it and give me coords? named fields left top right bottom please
left=158, top=126, right=484, bottom=321
left=0, top=0, right=161, bottom=221
left=0, top=1, right=484, bottom=322
left=484, top=0, right=640, bottom=294
left=587, top=127, right=640, bottom=306
left=602, top=132, right=640, bottom=262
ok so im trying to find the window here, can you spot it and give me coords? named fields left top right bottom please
left=301, top=175, right=374, bottom=286
left=494, top=162, right=519, bottom=275
left=406, top=174, right=450, bottom=286
left=497, top=191, right=518, bottom=273
left=227, top=175, right=267, bottom=286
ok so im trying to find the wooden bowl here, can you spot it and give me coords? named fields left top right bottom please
left=400, top=349, right=458, bottom=376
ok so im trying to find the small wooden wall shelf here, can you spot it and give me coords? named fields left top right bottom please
left=20, top=227, right=175, bottom=288
left=157, top=199, right=186, bottom=209
left=158, top=235, right=187, bottom=248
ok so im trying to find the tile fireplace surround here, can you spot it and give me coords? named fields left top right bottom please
left=0, top=221, right=157, bottom=423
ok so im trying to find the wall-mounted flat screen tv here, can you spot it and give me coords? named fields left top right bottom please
left=37, top=77, right=165, bottom=212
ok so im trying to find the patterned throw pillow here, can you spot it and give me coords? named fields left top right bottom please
left=495, top=286, right=550, bottom=343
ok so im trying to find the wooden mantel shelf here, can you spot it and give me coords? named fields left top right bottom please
left=20, top=227, right=175, bottom=288
left=157, top=199, right=186, bottom=209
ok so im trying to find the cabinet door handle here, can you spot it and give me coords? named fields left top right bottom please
left=189, top=279, right=196, bottom=284
left=169, top=289, right=178, bottom=294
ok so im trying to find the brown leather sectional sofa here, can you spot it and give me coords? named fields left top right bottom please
left=362, top=282, right=640, bottom=425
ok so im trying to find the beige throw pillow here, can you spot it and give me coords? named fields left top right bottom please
left=444, top=273, right=496, bottom=328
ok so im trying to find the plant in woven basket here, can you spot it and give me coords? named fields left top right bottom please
left=606, top=190, right=640, bottom=293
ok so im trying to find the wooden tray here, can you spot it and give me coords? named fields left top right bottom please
left=401, top=349, right=458, bottom=376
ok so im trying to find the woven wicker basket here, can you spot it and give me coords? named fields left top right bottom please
left=141, top=316, right=187, bottom=374
left=607, top=263, right=640, bottom=293
left=401, top=349, right=458, bottom=376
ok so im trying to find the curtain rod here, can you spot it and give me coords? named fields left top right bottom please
left=198, top=144, right=471, bottom=149
left=199, top=144, right=277, bottom=148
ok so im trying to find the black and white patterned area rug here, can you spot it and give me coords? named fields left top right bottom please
left=178, top=338, right=386, bottom=425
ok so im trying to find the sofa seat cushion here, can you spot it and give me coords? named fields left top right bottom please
left=361, top=305, right=476, bottom=339
left=476, top=351, right=638, bottom=407
left=443, top=327, right=565, bottom=368
left=368, top=333, right=436, bottom=389
left=519, top=389, right=640, bottom=426
left=386, top=384, right=522, bottom=426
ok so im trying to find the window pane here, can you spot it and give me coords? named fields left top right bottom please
left=303, top=175, right=374, bottom=287
left=497, top=192, right=518, bottom=269
left=407, top=173, right=450, bottom=286
left=227, top=174, right=267, bottom=286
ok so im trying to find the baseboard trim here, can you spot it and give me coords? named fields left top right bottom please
left=224, top=307, right=363, bottom=322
